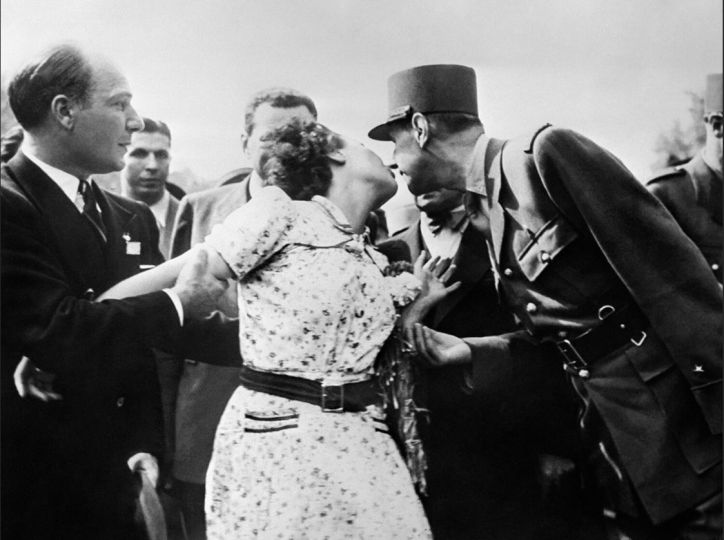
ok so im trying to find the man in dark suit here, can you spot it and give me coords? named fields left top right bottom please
left=165, top=87, right=317, bottom=539
left=382, top=188, right=580, bottom=539
left=646, top=73, right=722, bottom=282
left=369, top=64, right=722, bottom=539
left=0, top=44, right=223, bottom=539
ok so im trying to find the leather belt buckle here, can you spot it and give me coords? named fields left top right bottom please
left=321, top=382, right=344, bottom=413
left=557, top=339, right=590, bottom=378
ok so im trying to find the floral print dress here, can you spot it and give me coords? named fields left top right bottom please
left=203, top=186, right=431, bottom=539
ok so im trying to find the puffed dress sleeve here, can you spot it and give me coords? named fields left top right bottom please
left=205, top=185, right=296, bottom=280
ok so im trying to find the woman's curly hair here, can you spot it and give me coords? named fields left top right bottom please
left=258, top=120, right=344, bottom=200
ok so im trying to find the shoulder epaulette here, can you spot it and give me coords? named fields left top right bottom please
left=645, top=167, right=687, bottom=185
left=524, top=123, right=553, bottom=154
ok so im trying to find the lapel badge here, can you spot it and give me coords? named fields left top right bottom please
left=123, top=232, right=141, bottom=255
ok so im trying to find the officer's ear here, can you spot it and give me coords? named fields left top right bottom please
left=50, top=95, right=79, bottom=131
left=410, top=112, right=430, bottom=148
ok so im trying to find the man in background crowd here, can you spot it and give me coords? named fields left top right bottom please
left=166, top=87, right=317, bottom=539
left=120, top=117, right=179, bottom=258
left=647, top=73, right=722, bottom=282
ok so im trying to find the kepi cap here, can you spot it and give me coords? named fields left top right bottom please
left=705, top=73, right=722, bottom=114
left=368, top=64, right=478, bottom=141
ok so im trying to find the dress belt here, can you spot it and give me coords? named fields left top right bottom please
left=238, top=365, right=381, bottom=412
left=556, top=288, right=649, bottom=378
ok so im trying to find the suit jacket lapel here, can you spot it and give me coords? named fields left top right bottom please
left=8, top=152, right=107, bottom=289
left=431, top=224, right=491, bottom=327
left=160, top=195, right=179, bottom=258
left=96, top=185, right=137, bottom=282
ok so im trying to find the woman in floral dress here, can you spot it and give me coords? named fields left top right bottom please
left=101, top=121, right=455, bottom=539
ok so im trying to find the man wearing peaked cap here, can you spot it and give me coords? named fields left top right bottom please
left=646, top=73, right=723, bottom=282
left=368, top=64, right=479, bottom=141
left=371, top=64, right=722, bottom=539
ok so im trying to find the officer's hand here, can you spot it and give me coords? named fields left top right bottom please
left=14, top=356, right=62, bottom=402
left=411, top=323, right=472, bottom=367
left=172, top=246, right=229, bottom=320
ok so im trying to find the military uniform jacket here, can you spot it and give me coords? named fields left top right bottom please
left=1, top=152, right=180, bottom=518
left=646, top=153, right=722, bottom=281
left=464, top=127, right=722, bottom=523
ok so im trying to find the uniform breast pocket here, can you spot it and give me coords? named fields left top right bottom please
left=516, top=215, right=579, bottom=282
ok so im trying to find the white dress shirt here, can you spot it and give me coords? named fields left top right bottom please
left=419, top=205, right=468, bottom=260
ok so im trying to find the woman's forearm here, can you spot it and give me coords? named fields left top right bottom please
left=98, top=249, right=194, bottom=300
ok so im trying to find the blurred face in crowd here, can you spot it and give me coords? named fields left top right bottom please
left=705, top=112, right=723, bottom=171
left=68, top=59, right=143, bottom=177
left=121, top=131, right=171, bottom=205
left=243, top=103, right=316, bottom=171
left=415, top=188, right=463, bottom=216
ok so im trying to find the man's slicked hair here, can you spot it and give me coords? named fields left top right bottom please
left=139, top=117, right=172, bottom=143
left=8, top=44, right=94, bottom=131
left=244, top=87, right=317, bottom=136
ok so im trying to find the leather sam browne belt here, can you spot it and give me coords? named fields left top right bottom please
left=238, top=365, right=381, bottom=412
left=556, top=288, right=649, bottom=378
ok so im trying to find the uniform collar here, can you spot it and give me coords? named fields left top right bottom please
left=465, top=134, right=491, bottom=198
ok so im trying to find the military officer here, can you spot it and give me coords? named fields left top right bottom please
left=647, top=73, right=722, bottom=282
left=369, top=64, right=722, bottom=540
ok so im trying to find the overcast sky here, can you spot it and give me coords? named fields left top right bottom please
left=2, top=0, right=722, bottom=208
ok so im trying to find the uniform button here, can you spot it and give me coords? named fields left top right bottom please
left=712, top=263, right=720, bottom=271
left=578, top=369, right=590, bottom=378
left=116, top=397, right=125, bottom=408
left=503, top=268, right=513, bottom=277
left=525, top=302, right=538, bottom=314
left=540, top=251, right=551, bottom=263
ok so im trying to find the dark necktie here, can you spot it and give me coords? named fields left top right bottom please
left=77, top=180, right=107, bottom=243
left=427, top=208, right=468, bottom=235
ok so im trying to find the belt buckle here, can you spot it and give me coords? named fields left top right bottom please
left=321, top=382, right=344, bottom=413
left=557, top=339, right=589, bottom=376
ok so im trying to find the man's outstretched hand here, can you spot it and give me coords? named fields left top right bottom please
left=171, top=246, right=229, bottom=321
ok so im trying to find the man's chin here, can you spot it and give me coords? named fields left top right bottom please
left=405, top=178, right=435, bottom=196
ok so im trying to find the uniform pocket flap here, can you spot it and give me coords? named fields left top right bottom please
left=692, top=380, right=723, bottom=436
left=517, top=216, right=579, bottom=281
left=625, top=334, right=676, bottom=382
